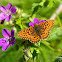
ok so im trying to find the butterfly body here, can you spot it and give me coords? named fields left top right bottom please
left=34, top=24, right=41, bottom=37
left=18, top=20, right=54, bottom=43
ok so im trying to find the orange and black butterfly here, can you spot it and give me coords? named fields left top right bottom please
left=18, top=20, right=54, bottom=43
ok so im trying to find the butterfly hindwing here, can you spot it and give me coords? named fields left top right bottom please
left=41, top=31, right=50, bottom=39
left=29, top=32, right=41, bottom=43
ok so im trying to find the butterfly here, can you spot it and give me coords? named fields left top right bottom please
left=18, top=20, right=54, bottom=43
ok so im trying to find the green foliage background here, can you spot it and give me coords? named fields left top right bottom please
left=0, top=0, right=62, bottom=62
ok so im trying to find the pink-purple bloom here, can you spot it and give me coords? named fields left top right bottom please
left=29, top=18, right=46, bottom=27
left=0, top=3, right=16, bottom=21
left=0, top=29, right=15, bottom=51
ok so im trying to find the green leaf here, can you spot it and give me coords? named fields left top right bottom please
left=47, top=27, right=62, bottom=40
left=48, top=0, right=54, bottom=8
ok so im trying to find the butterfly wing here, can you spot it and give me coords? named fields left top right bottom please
left=39, top=20, right=54, bottom=39
left=41, top=31, right=50, bottom=39
left=29, top=32, right=41, bottom=43
left=18, top=20, right=54, bottom=43
left=18, top=27, right=40, bottom=43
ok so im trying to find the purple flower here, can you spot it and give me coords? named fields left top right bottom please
left=29, top=18, right=46, bottom=27
left=0, top=29, right=15, bottom=51
left=0, top=3, right=16, bottom=21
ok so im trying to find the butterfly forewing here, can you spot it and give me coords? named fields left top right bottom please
left=39, top=20, right=54, bottom=31
left=39, top=20, right=54, bottom=39
left=18, top=27, right=33, bottom=39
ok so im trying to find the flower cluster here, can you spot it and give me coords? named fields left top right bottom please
left=29, top=18, right=46, bottom=27
left=0, top=29, right=15, bottom=51
left=0, top=3, right=16, bottom=21
left=0, top=3, right=46, bottom=51
left=0, top=3, right=16, bottom=51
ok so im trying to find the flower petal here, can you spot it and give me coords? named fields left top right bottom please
left=29, top=22, right=34, bottom=27
left=7, top=3, right=12, bottom=9
left=2, top=42, right=10, bottom=51
left=2, top=29, right=11, bottom=38
left=5, top=15, right=11, bottom=21
left=11, top=7, right=16, bottom=14
left=0, top=38, right=5, bottom=46
left=39, top=20, right=46, bottom=24
left=10, top=37, right=15, bottom=45
left=0, top=6, right=6, bottom=12
left=33, top=18, right=39, bottom=24
left=11, top=29, right=14, bottom=37
left=0, top=13, right=6, bottom=20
